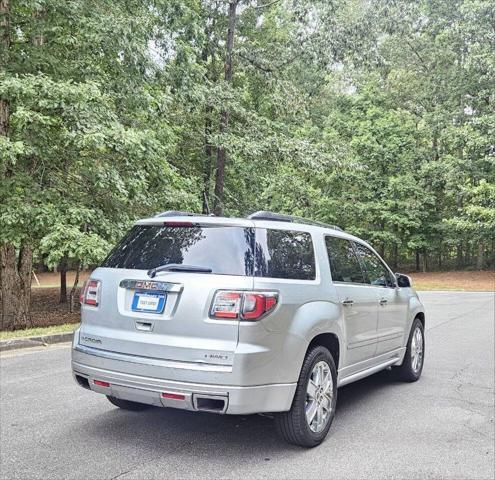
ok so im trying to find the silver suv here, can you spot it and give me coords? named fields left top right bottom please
left=72, top=211, right=425, bottom=447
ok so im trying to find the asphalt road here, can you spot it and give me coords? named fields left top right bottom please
left=1, top=291, right=494, bottom=480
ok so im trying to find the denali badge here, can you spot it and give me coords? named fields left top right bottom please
left=204, top=353, right=229, bottom=361
left=81, top=336, right=102, bottom=345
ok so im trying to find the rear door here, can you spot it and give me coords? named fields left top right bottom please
left=353, top=242, right=408, bottom=356
left=325, top=236, right=379, bottom=367
left=79, top=222, right=255, bottom=366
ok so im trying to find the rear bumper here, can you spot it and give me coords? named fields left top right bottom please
left=72, top=348, right=296, bottom=415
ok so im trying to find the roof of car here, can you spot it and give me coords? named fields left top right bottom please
left=135, top=210, right=365, bottom=244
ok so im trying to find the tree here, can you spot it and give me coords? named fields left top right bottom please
left=0, top=0, right=198, bottom=329
left=0, top=0, right=34, bottom=329
left=1, top=0, right=494, bottom=332
left=213, top=0, right=239, bottom=215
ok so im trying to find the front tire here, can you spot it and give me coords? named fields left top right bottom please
left=393, top=317, right=425, bottom=382
left=106, top=395, right=152, bottom=411
left=275, top=346, right=337, bottom=447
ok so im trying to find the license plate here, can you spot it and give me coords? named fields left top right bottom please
left=131, top=290, right=166, bottom=314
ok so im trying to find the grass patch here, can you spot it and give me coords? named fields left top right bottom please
left=0, top=323, right=78, bottom=341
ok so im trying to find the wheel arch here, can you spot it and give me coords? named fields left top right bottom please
left=415, top=311, right=425, bottom=329
left=306, top=333, right=341, bottom=371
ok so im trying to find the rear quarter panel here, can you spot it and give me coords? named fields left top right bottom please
left=236, top=289, right=343, bottom=385
left=242, top=230, right=343, bottom=385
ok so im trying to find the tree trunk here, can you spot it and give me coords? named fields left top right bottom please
left=201, top=25, right=214, bottom=215
left=391, top=242, right=398, bottom=270
left=432, top=133, right=439, bottom=161
left=202, top=105, right=213, bottom=214
left=415, top=250, right=420, bottom=272
left=0, top=243, right=33, bottom=330
left=465, top=245, right=471, bottom=267
left=422, top=252, right=428, bottom=273
left=0, top=96, right=7, bottom=138
left=69, top=262, right=80, bottom=313
left=213, top=0, right=238, bottom=216
left=59, top=257, right=67, bottom=304
left=476, top=242, right=484, bottom=270
left=456, top=243, right=463, bottom=269
left=0, top=0, right=9, bottom=137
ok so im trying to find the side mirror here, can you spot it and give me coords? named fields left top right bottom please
left=395, top=273, right=412, bottom=288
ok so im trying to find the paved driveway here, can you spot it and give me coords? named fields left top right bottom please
left=1, top=291, right=494, bottom=479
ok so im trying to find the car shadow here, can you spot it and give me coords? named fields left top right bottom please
left=336, top=368, right=400, bottom=415
left=77, top=369, right=400, bottom=456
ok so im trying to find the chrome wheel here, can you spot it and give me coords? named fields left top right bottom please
left=305, top=360, right=333, bottom=433
left=411, top=326, right=424, bottom=373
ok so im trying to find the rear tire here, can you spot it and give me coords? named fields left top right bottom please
left=275, top=346, right=337, bottom=448
left=393, top=317, right=425, bottom=382
left=106, top=395, right=152, bottom=411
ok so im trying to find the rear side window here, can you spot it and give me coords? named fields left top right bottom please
left=325, top=236, right=367, bottom=284
left=102, top=225, right=255, bottom=276
left=255, top=229, right=316, bottom=280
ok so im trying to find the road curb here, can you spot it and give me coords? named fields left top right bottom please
left=0, top=332, right=74, bottom=352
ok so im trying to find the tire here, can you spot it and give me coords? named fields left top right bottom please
left=106, top=395, right=152, bottom=411
left=393, top=317, right=425, bottom=382
left=275, top=346, right=338, bottom=448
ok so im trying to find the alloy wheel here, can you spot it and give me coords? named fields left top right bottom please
left=411, top=326, right=424, bottom=373
left=305, top=360, right=333, bottom=433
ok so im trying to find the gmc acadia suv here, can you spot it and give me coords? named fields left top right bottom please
left=72, top=211, right=425, bottom=447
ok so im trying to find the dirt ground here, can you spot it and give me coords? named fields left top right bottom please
left=408, top=270, right=495, bottom=292
left=29, top=288, right=82, bottom=328
left=24, top=271, right=89, bottom=330
left=18, top=269, right=493, bottom=331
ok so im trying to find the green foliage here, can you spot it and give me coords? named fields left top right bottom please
left=1, top=0, right=494, bottom=273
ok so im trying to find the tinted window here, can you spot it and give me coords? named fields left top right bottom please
left=325, top=236, right=366, bottom=284
left=102, top=225, right=255, bottom=276
left=354, top=243, right=396, bottom=287
left=255, top=229, right=316, bottom=280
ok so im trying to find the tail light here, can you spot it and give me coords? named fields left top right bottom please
left=210, top=291, right=278, bottom=321
left=80, top=279, right=101, bottom=306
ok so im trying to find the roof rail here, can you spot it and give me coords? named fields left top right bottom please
left=155, top=210, right=204, bottom=218
left=247, top=211, right=343, bottom=231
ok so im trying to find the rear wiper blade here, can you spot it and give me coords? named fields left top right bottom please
left=147, top=263, right=213, bottom=278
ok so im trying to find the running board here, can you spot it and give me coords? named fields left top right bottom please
left=337, top=357, right=400, bottom=387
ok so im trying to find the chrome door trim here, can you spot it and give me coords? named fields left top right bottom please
left=337, top=347, right=406, bottom=386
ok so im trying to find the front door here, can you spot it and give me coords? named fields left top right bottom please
left=325, top=236, right=379, bottom=367
left=353, top=242, right=408, bottom=356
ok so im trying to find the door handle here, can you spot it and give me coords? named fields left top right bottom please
left=379, top=298, right=388, bottom=306
left=342, top=299, right=354, bottom=307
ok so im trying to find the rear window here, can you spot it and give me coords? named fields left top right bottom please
left=102, top=225, right=316, bottom=280
left=102, top=225, right=255, bottom=276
